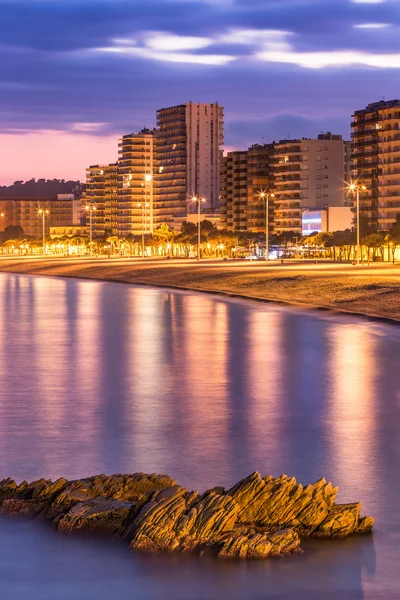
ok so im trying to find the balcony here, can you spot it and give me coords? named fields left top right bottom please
left=351, top=129, right=379, bottom=138
left=352, top=150, right=379, bottom=159
left=378, top=180, right=400, bottom=188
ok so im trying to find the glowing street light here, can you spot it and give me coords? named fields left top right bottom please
left=37, top=207, right=50, bottom=255
left=348, top=182, right=367, bottom=265
left=84, top=203, right=97, bottom=257
left=259, top=190, right=275, bottom=262
left=191, top=196, right=206, bottom=260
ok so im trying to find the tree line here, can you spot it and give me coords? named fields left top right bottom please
left=1, top=216, right=400, bottom=262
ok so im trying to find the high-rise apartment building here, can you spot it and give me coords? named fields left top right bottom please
left=352, top=100, right=400, bottom=230
left=156, top=102, right=224, bottom=225
left=246, top=144, right=275, bottom=232
left=118, top=130, right=156, bottom=237
left=85, top=163, right=119, bottom=236
left=273, top=134, right=348, bottom=234
left=220, top=144, right=273, bottom=232
left=220, top=150, right=248, bottom=231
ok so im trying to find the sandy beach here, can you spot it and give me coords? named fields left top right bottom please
left=0, top=256, right=399, bottom=322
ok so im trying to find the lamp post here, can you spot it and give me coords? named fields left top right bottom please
left=259, top=191, right=275, bottom=262
left=84, top=203, right=97, bottom=257
left=137, top=202, right=149, bottom=257
left=348, top=182, right=367, bottom=265
left=37, top=208, right=50, bottom=255
left=191, top=196, right=206, bottom=260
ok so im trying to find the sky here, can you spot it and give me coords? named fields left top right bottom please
left=0, top=0, right=399, bottom=184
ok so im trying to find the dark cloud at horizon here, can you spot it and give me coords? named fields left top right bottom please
left=0, top=0, right=399, bottom=165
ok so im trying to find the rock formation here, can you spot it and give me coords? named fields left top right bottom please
left=0, top=471, right=374, bottom=560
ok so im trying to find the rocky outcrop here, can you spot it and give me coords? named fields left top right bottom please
left=0, top=471, right=373, bottom=560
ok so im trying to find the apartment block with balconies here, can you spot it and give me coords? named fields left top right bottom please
left=273, top=135, right=348, bottom=234
left=117, top=130, right=156, bottom=237
left=220, top=150, right=249, bottom=231
left=220, top=144, right=274, bottom=232
left=273, top=141, right=303, bottom=234
left=246, top=144, right=275, bottom=233
left=157, top=102, right=224, bottom=227
left=352, top=100, right=400, bottom=230
left=85, top=163, right=119, bottom=236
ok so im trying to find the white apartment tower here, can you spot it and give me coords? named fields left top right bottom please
left=156, top=102, right=224, bottom=222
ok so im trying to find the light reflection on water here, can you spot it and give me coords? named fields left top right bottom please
left=0, top=273, right=399, bottom=599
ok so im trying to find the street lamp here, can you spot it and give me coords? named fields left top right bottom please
left=137, top=202, right=149, bottom=257
left=84, top=203, right=97, bottom=257
left=37, top=207, right=50, bottom=255
left=191, top=196, right=206, bottom=260
left=348, top=182, right=367, bottom=265
left=259, top=190, right=275, bottom=262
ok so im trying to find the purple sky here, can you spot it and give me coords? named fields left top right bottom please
left=0, top=0, right=399, bottom=184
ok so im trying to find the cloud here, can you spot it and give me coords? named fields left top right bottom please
left=1, top=0, right=400, bottom=182
left=71, top=122, right=107, bottom=132
left=144, top=32, right=213, bottom=51
left=353, top=23, right=391, bottom=28
left=94, top=44, right=235, bottom=65
left=256, top=47, right=400, bottom=69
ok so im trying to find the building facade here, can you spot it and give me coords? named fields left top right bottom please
left=0, top=196, right=80, bottom=238
left=85, top=164, right=119, bottom=236
left=352, top=99, right=400, bottom=230
left=51, top=194, right=82, bottom=230
left=302, top=206, right=353, bottom=236
left=220, top=144, right=273, bottom=232
left=273, top=134, right=349, bottom=234
left=118, top=131, right=155, bottom=237
left=157, top=102, right=224, bottom=226
left=220, top=150, right=248, bottom=231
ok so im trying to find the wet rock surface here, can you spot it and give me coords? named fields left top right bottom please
left=0, top=472, right=373, bottom=560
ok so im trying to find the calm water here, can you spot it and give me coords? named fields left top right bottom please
left=0, top=272, right=399, bottom=599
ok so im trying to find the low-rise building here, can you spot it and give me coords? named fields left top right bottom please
left=49, top=225, right=85, bottom=239
left=302, top=206, right=353, bottom=236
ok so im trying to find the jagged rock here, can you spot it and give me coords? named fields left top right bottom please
left=2, top=498, right=46, bottom=517
left=269, top=529, right=301, bottom=556
left=357, top=515, right=374, bottom=534
left=57, top=497, right=134, bottom=535
left=0, top=472, right=373, bottom=560
left=228, top=472, right=339, bottom=532
left=129, top=486, right=188, bottom=552
left=0, top=478, right=18, bottom=501
left=314, top=503, right=361, bottom=538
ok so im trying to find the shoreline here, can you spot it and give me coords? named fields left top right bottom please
left=0, top=257, right=399, bottom=324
